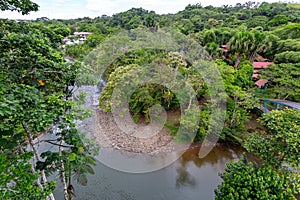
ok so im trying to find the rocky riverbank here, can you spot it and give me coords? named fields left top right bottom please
left=75, top=85, right=184, bottom=154
left=92, top=108, right=178, bottom=154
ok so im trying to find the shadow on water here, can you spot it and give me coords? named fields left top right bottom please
left=175, top=145, right=242, bottom=189
left=53, top=144, right=246, bottom=200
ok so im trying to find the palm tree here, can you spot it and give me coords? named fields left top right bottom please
left=228, top=31, right=255, bottom=68
left=228, top=31, right=272, bottom=68
left=203, top=30, right=217, bottom=45
left=247, top=30, right=272, bottom=62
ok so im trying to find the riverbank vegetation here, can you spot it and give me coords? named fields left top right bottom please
left=1, top=0, right=300, bottom=199
left=216, top=109, right=300, bottom=199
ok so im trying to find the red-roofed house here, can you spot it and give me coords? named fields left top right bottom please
left=221, top=45, right=228, bottom=52
left=253, top=62, right=274, bottom=69
left=255, top=79, right=268, bottom=88
left=252, top=62, right=274, bottom=79
left=220, top=44, right=229, bottom=57
left=256, top=55, right=270, bottom=62
left=252, top=61, right=274, bottom=90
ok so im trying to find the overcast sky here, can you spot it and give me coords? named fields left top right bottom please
left=0, top=0, right=287, bottom=20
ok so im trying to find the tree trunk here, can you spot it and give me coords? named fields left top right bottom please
left=59, top=140, right=69, bottom=200
left=18, top=141, right=43, bottom=189
left=234, top=53, right=242, bottom=69
left=248, top=51, right=256, bottom=63
left=23, top=123, right=56, bottom=200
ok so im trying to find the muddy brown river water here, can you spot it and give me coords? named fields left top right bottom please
left=53, top=144, right=246, bottom=200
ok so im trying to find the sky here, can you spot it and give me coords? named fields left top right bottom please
left=0, top=0, right=288, bottom=20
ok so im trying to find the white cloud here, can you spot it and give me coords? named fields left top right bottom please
left=0, top=0, right=282, bottom=19
left=86, top=0, right=121, bottom=14
left=85, top=0, right=202, bottom=15
left=85, top=0, right=280, bottom=16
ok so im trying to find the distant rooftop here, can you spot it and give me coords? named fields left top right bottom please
left=253, top=62, right=274, bottom=69
left=252, top=62, right=274, bottom=79
left=255, top=79, right=268, bottom=87
left=73, top=32, right=93, bottom=35
left=255, top=55, right=270, bottom=62
left=221, top=44, right=228, bottom=52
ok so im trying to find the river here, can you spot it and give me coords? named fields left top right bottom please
left=53, top=145, right=246, bottom=200
left=52, top=85, right=246, bottom=200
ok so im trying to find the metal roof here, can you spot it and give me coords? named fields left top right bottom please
left=264, top=99, right=300, bottom=110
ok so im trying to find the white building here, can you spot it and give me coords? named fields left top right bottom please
left=73, top=32, right=93, bottom=40
left=64, top=32, right=93, bottom=45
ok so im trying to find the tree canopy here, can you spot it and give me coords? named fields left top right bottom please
left=215, top=155, right=297, bottom=200
left=0, top=0, right=38, bottom=14
left=216, top=109, right=300, bottom=199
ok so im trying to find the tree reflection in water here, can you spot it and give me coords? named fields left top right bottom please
left=175, top=144, right=245, bottom=189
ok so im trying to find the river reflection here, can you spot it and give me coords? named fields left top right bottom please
left=53, top=144, right=245, bottom=200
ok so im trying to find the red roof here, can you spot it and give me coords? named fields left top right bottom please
left=253, top=73, right=259, bottom=78
left=253, top=62, right=274, bottom=69
left=255, top=79, right=268, bottom=87
left=256, top=55, right=270, bottom=62
left=221, top=45, right=228, bottom=52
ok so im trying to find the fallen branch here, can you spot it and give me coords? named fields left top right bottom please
left=44, top=140, right=74, bottom=148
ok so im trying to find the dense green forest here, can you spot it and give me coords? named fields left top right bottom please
left=1, top=0, right=300, bottom=199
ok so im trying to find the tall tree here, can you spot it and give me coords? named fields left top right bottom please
left=248, top=30, right=271, bottom=62
left=228, top=31, right=254, bottom=68
left=228, top=30, right=271, bottom=68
